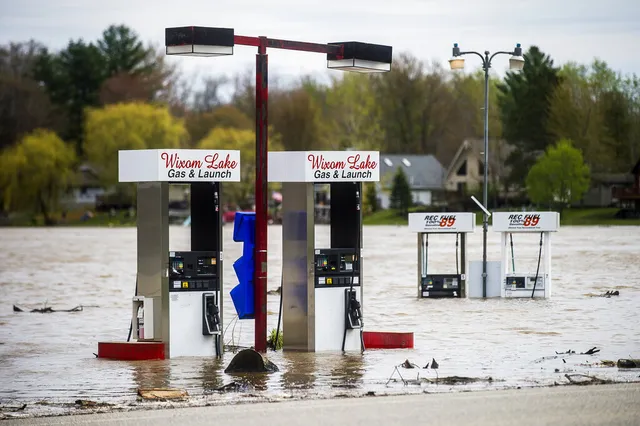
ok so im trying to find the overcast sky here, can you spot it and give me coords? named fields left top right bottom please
left=1, top=0, right=639, bottom=86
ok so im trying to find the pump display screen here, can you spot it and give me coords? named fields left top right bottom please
left=169, top=251, right=219, bottom=292
left=421, top=274, right=462, bottom=298
left=314, top=248, right=360, bottom=288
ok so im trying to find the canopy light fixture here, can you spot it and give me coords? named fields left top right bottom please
left=165, top=26, right=234, bottom=57
left=327, top=42, right=392, bottom=73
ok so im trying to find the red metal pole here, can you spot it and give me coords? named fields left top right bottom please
left=254, top=37, right=268, bottom=352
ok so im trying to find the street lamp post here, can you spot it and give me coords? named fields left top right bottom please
left=166, top=27, right=392, bottom=352
left=449, top=43, right=525, bottom=298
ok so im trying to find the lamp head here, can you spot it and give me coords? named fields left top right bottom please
left=509, top=43, right=525, bottom=71
left=449, top=43, right=464, bottom=70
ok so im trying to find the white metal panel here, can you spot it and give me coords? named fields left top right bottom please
left=314, top=286, right=361, bottom=352
left=492, top=212, right=560, bottom=232
left=169, top=291, right=217, bottom=357
left=118, top=150, right=158, bottom=182
left=468, top=260, right=502, bottom=298
left=408, top=212, right=476, bottom=233
left=268, top=151, right=306, bottom=182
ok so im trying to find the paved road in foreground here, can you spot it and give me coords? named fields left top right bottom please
left=5, top=383, right=639, bottom=426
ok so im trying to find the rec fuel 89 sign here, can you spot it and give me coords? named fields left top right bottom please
left=408, top=213, right=476, bottom=233
left=492, top=212, right=560, bottom=232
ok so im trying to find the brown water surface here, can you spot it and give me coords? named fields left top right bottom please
left=0, top=225, right=639, bottom=415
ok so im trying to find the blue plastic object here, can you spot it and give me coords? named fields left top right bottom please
left=233, top=212, right=256, bottom=244
left=230, top=211, right=256, bottom=319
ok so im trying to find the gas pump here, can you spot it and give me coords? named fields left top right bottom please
left=268, top=150, right=379, bottom=352
left=117, top=148, right=241, bottom=358
left=408, top=212, right=475, bottom=298
left=491, top=211, right=559, bottom=298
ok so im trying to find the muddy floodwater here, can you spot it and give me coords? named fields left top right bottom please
left=1, top=225, right=639, bottom=417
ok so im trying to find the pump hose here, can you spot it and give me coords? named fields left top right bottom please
left=273, top=276, right=284, bottom=351
left=530, top=232, right=543, bottom=298
left=510, top=233, right=516, bottom=273
left=126, top=275, right=138, bottom=342
left=455, top=233, right=459, bottom=276
left=342, top=183, right=364, bottom=354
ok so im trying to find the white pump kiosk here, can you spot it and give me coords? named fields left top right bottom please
left=268, top=150, right=379, bottom=352
left=492, top=211, right=560, bottom=298
left=408, top=212, right=476, bottom=298
left=118, top=148, right=241, bottom=358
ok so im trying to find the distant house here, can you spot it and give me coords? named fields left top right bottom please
left=377, top=154, right=446, bottom=208
left=444, top=139, right=514, bottom=197
left=612, top=158, right=640, bottom=212
left=61, top=163, right=105, bottom=209
left=575, top=173, right=634, bottom=207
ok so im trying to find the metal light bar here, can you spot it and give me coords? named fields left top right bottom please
left=165, top=26, right=234, bottom=57
left=327, top=41, right=392, bottom=73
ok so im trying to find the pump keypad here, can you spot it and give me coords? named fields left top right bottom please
left=169, top=251, right=220, bottom=292
left=314, top=248, right=360, bottom=288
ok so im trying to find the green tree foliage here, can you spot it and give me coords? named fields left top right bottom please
left=548, top=61, right=640, bottom=173
left=84, top=102, right=187, bottom=186
left=498, top=46, right=561, bottom=187
left=363, top=182, right=379, bottom=215
left=0, top=130, right=76, bottom=224
left=389, top=167, right=412, bottom=215
left=324, top=74, right=383, bottom=150
left=185, top=105, right=252, bottom=146
left=526, top=139, right=590, bottom=207
left=449, top=70, right=503, bottom=140
left=197, top=127, right=283, bottom=207
left=0, top=41, right=63, bottom=151
left=33, top=25, right=174, bottom=154
left=270, top=87, right=325, bottom=151
left=34, top=40, right=106, bottom=153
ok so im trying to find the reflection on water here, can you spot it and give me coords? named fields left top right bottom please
left=0, top=225, right=639, bottom=411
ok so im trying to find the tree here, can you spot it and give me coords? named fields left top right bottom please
left=371, top=55, right=458, bottom=162
left=83, top=102, right=187, bottom=186
left=363, top=182, right=379, bottom=215
left=324, top=73, right=384, bottom=150
left=0, top=129, right=76, bottom=224
left=389, top=167, right=412, bottom=215
left=498, top=46, right=561, bottom=188
left=0, top=40, right=63, bottom=151
left=34, top=39, right=107, bottom=153
left=526, top=139, right=590, bottom=208
left=192, top=76, right=229, bottom=113
left=197, top=127, right=283, bottom=207
left=185, top=105, right=252, bottom=146
left=270, top=87, right=325, bottom=151
left=548, top=60, right=639, bottom=173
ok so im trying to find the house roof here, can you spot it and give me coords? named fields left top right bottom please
left=379, top=154, right=445, bottom=189
left=445, top=139, right=515, bottom=179
left=591, top=173, right=634, bottom=185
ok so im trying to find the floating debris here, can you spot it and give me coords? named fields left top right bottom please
left=13, top=304, right=84, bottom=313
left=74, top=400, right=113, bottom=408
left=224, top=348, right=279, bottom=373
left=617, top=359, right=640, bottom=368
left=564, top=374, right=612, bottom=385
left=267, top=287, right=281, bottom=295
left=401, top=359, right=419, bottom=369
left=137, top=388, right=188, bottom=401
left=426, top=376, right=494, bottom=385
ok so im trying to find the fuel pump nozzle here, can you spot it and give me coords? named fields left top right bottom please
left=345, top=288, right=363, bottom=329
left=202, top=293, right=220, bottom=335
